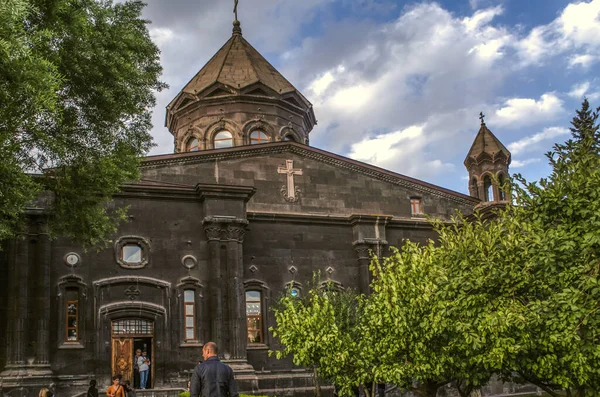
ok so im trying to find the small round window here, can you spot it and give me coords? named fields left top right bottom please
left=290, top=288, right=300, bottom=297
left=122, top=244, right=142, bottom=264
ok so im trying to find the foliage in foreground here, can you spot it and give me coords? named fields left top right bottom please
left=0, top=0, right=166, bottom=248
left=271, top=100, right=600, bottom=397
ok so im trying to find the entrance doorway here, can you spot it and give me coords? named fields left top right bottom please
left=111, top=319, right=154, bottom=389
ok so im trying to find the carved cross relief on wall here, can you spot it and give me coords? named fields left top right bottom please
left=277, top=160, right=303, bottom=202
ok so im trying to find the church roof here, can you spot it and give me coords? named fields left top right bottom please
left=464, top=122, right=511, bottom=166
left=142, top=141, right=479, bottom=207
left=176, top=23, right=308, bottom=104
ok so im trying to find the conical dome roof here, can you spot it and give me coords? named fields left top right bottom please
left=165, top=22, right=315, bottom=135
left=173, top=22, right=310, bottom=106
left=464, top=122, right=511, bottom=167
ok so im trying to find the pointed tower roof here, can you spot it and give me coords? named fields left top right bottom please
left=464, top=119, right=511, bottom=167
left=165, top=21, right=315, bottom=133
left=176, top=21, right=308, bottom=103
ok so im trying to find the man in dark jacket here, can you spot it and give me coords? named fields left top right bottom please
left=190, top=342, right=238, bottom=397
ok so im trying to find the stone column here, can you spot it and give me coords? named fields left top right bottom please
left=203, top=222, right=224, bottom=352
left=225, top=223, right=247, bottom=360
left=14, top=231, right=29, bottom=365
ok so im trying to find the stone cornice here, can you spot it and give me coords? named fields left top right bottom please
left=117, top=182, right=256, bottom=202
left=141, top=143, right=479, bottom=207
left=247, top=211, right=446, bottom=229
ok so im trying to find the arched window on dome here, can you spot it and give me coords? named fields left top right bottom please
left=283, top=135, right=296, bottom=142
left=187, top=137, right=199, bottom=152
left=250, top=130, right=269, bottom=145
left=214, top=131, right=233, bottom=149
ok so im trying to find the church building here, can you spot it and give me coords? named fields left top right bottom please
left=0, top=18, right=511, bottom=397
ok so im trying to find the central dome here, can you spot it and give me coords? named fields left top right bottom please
left=166, top=22, right=316, bottom=153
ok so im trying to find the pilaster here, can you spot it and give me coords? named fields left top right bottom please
left=199, top=183, right=255, bottom=365
left=349, top=215, right=391, bottom=295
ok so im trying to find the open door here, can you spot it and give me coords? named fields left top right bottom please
left=112, top=338, right=134, bottom=382
left=111, top=319, right=155, bottom=388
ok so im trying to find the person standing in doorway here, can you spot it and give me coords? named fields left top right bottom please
left=133, top=349, right=142, bottom=388
left=190, top=342, right=238, bottom=397
left=138, top=351, right=150, bottom=389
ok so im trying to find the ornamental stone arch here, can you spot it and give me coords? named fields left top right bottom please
left=279, top=125, right=302, bottom=143
left=205, top=119, right=242, bottom=148
left=480, top=172, right=495, bottom=202
left=242, top=119, right=275, bottom=145
left=179, top=127, right=203, bottom=153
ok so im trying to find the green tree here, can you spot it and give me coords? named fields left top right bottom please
left=433, top=99, right=600, bottom=396
left=0, top=0, right=166, bottom=247
left=500, top=99, right=600, bottom=396
left=364, top=241, right=497, bottom=397
left=271, top=279, right=375, bottom=397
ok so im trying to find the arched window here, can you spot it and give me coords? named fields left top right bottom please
left=483, top=175, right=493, bottom=202
left=283, top=135, right=296, bottom=142
left=250, top=130, right=269, bottom=144
left=470, top=178, right=479, bottom=199
left=246, top=290, right=262, bottom=344
left=497, top=174, right=506, bottom=201
left=187, top=137, right=199, bottom=152
left=214, top=131, right=233, bottom=149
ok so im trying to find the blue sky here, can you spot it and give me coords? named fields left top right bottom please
left=143, top=0, right=600, bottom=195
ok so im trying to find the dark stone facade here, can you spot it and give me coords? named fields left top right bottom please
left=0, top=142, right=480, bottom=396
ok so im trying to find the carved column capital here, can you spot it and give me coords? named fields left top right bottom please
left=225, top=225, right=246, bottom=242
left=202, top=217, right=249, bottom=242
left=352, top=239, right=388, bottom=260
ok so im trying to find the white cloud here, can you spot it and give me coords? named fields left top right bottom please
left=511, top=158, right=541, bottom=168
left=308, top=72, right=335, bottom=96
left=515, top=0, right=600, bottom=65
left=568, top=82, right=590, bottom=99
left=149, top=28, right=175, bottom=47
left=569, top=53, right=600, bottom=69
left=557, top=0, right=600, bottom=47
left=493, top=93, right=564, bottom=127
left=568, top=81, right=600, bottom=101
left=463, top=6, right=504, bottom=32
left=348, top=125, right=425, bottom=165
left=507, top=127, right=569, bottom=155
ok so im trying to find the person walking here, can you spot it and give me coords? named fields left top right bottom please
left=138, top=351, right=150, bottom=389
left=190, top=342, right=238, bottom=397
left=107, top=376, right=125, bottom=397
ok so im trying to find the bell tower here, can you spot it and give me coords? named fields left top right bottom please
left=464, top=113, right=511, bottom=202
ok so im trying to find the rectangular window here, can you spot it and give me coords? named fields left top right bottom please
left=184, top=290, right=196, bottom=341
left=410, top=198, right=422, bottom=215
left=66, top=288, right=78, bottom=342
left=246, top=290, right=262, bottom=344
